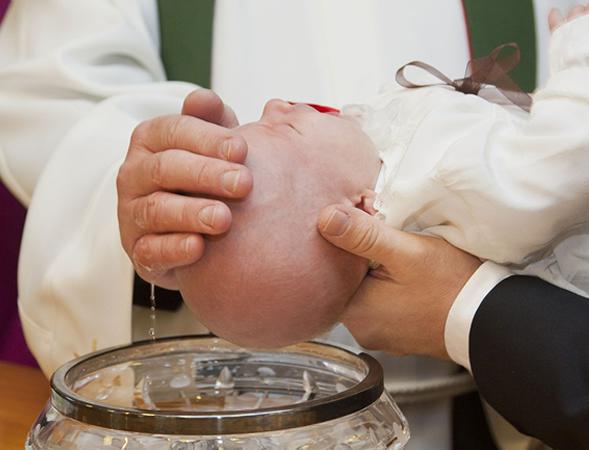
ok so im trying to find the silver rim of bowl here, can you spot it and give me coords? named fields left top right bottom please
left=50, top=335, right=384, bottom=435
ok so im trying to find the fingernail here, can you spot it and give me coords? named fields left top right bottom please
left=222, top=138, right=235, bottom=160
left=183, top=236, right=196, bottom=254
left=222, top=170, right=241, bottom=193
left=321, top=208, right=350, bottom=236
left=199, top=205, right=218, bottom=227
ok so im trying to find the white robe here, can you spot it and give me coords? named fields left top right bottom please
left=0, top=1, right=577, bottom=448
left=362, top=14, right=589, bottom=300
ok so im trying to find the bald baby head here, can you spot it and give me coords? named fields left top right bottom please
left=176, top=100, right=381, bottom=347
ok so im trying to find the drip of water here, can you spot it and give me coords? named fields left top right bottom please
left=148, top=283, right=156, bottom=340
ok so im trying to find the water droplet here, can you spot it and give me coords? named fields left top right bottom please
left=148, top=283, right=156, bottom=340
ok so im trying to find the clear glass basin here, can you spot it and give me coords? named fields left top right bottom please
left=27, top=336, right=409, bottom=449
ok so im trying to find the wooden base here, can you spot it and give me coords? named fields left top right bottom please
left=0, top=361, right=49, bottom=449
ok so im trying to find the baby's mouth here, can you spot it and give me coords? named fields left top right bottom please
left=287, top=101, right=340, bottom=114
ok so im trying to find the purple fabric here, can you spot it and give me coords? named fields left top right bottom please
left=0, top=0, right=8, bottom=21
left=0, top=0, right=37, bottom=367
left=0, top=184, right=35, bottom=366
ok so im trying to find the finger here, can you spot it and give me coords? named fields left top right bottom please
left=118, top=149, right=253, bottom=198
left=317, top=204, right=426, bottom=270
left=135, top=269, right=179, bottom=291
left=548, top=8, right=564, bottom=31
left=182, top=89, right=240, bottom=129
left=131, top=114, right=247, bottom=163
left=129, top=192, right=232, bottom=235
left=568, top=4, right=587, bottom=20
left=133, top=233, right=205, bottom=279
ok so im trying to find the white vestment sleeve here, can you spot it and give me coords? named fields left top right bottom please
left=0, top=0, right=196, bottom=376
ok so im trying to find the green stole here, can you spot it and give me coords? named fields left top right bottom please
left=157, top=0, right=215, bottom=88
left=463, top=0, right=537, bottom=91
left=156, top=0, right=537, bottom=93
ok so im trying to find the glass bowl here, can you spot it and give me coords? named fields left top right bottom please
left=27, top=336, right=409, bottom=449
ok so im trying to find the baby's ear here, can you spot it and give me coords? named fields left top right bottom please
left=355, top=189, right=378, bottom=216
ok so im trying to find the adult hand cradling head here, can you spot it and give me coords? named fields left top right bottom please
left=175, top=99, right=381, bottom=347
left=117, top=90, right=253, bottom=290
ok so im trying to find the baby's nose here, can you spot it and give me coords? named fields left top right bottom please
left=261, top=99, right=292, bottom=118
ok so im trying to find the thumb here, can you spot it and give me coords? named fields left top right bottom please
left=182, top=89, right=239, bottom=128
left=318, top=204, right=422, bottom=268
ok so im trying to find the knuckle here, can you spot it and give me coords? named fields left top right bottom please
left=180, top=201, right=198, bottom=230
left=133, top=237, right=153, bottom=266
left=134, top=192, right=165, bottom=230
left=132, top=199, right=148, bottom=230
left=149, top=153, right=165, bottom=187
left=145, top=192, right=167, bottom=229
left=168, top=236, right=190, bottom=261
left=116, top=162, right=130, bottom=193
left=134, top=238, right=165, bottom=274
left=166, top=115, right=189, bottom=148
left=194, top=160, right=210, bottom=187
left=131, top=120, right=150, bottom=145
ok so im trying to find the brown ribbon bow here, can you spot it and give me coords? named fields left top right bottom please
left=395, top=43, right=532, bottom=112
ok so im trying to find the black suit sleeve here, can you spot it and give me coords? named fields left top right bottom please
left=469, top=275, right=589, bottom=450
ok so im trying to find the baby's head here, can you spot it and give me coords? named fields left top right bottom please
left=176, top=100, right=381, bottom=347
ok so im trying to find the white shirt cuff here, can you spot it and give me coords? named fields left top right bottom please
left=444, top=261, right=513, bottom=371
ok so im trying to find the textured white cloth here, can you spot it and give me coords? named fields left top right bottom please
left=355, top=15, right=589, bottom=369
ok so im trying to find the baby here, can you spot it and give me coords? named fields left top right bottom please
left=176, top=12, right=589, bottom=348
left=175, top=101, right=382, bottom=347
